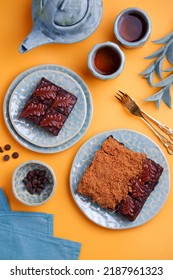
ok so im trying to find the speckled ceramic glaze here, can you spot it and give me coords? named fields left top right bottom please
left=70, top=129, right=170, bottom=229
left=114, top=8, right=151, bottom=48
left=19, top=0, right=103, bottom=53
left=3, top=64, right=93, bottom=153
left=88, top=41, right=125, bottom=80
left=9, top=70, right=87, bottom=147
left=12, top=160, right=56, bottom=206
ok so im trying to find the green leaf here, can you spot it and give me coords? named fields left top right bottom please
left=162, top=86, right=172, bottom=108
left=152, top=32, right=173, bottom=44
left=166, top=42, right=173, bottom=64
left=152, top=74, right=173, bottom=87
left=144, top=47, right=164, bottom=59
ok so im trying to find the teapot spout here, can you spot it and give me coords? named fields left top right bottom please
left=19, top=26, right=53, bottom=54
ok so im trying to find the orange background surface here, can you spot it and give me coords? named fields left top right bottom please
left=0, top=0, right=173, bottom=260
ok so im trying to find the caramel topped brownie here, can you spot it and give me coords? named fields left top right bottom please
left=77, top=136, right=163, bottom=221
left=32, top=77, right=58, bottom=107
left=40, top=109, right=67, bottom=136
left=19, top=99, right=48, bottom=124
left=51, top=90, right=77, bottom=116
left=18, top=77, right=77, bottom=136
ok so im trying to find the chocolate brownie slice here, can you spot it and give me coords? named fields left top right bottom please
left=115, top=158, right=163, bottom=221
left=40, top=109, right=67, bottom=136
left=77, top=136, right=163, bottom=221
left=77, top=136, right=147, bottom=211
left=19, top=99, right=48, bottom=124
left=51, top=89, right=77, bottom=116
left=32, top=77, right=58, bottom=107
left=18, top=77, right=77, bottom=136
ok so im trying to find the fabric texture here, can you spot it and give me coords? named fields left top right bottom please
left=0, top=223, right=81, bottom=260
left=0, top=188, right=11, bottom=211
left=0, top=212, right=54, bottom=236
left=0, top=188, right=81, bottom=260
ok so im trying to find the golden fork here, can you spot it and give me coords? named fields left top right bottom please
left=115, top=90, right=173, bottom=155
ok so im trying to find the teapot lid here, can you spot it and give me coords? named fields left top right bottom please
left=19, top=0, right=103, bottom=53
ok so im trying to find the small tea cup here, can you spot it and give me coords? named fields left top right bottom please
left=88, top=41, right=125, bottom=80
left=12, top=160, right=56, bottom=206
left=114, top=8, right=152, bottom=48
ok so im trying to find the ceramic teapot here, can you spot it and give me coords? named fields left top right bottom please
left=19, top=0, right=103, bottom=53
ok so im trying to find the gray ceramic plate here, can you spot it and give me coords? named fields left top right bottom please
left=9, top=70, right=86, bottom=147
left=70, top=129, right=170, bottom=229
left=3, top=64, right=93, bottom=153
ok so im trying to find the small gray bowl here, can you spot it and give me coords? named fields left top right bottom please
left=88, top=41, right=125, bottom=80
left=114, top=7, right=151, bottom=48
left=12, top=160, right=56, bottom=206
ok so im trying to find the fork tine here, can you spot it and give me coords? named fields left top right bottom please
left=114, top=93, right=122, bottom=102
left=118, top=90, right=125, bottom=95
left=116, top=92, right=123, bottom=98
left=114, top=95, right=120, bottom=101
left=115, top=96, right=121, bottom=102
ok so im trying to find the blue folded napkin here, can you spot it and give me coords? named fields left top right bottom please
left=0, top=188, right=81, bottom=260
left=0, top=212, right=54, bottom=236
left=0, top=188, right=10, bottom=211
left=0, top=188, right=53, bottom=235
left=0, top=222, right=81, bottom=260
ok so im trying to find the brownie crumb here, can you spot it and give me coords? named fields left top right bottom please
left=3, top=155, right=10, bottom=161
left=0, top=147, right=3, bottom=153
left=12, top=152, right=19, bottom=159
left=4, top=144, right=11, bottom=151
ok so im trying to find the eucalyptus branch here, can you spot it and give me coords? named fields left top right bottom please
left=140, top=31, right=173, bottom=109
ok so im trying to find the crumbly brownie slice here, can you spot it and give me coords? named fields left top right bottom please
left=18, top=99, right=48, bottom=124
left=51, top=88, right=77, bottom=116
left=77, top=136, right=163, bottom=221
left=40, top=109, right=67, bottom=136
left=77, top=136, right=146, bottom=211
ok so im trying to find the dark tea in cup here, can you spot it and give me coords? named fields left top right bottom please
left=88, top=42, right=125, bottom=80
left=93, top=46, right=122, bottom=75
left=114, top=8, right=151, bottom=48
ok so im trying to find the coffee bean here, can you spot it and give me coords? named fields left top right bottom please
left=4, top=144, right=11, bottom=151
left=3, top=155, right=10, bottom=161
left=12, top=152, right=19, bottom=159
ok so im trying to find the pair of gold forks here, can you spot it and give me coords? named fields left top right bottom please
left=115, top=91, right=173, bottom=155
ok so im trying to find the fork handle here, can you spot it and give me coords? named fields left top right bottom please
left=141, top=117, right=173, bottom=155
left=141, top=111, right=173, bottom=142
